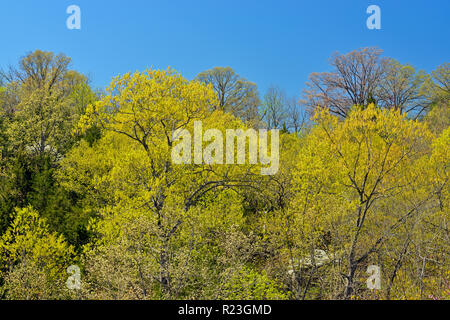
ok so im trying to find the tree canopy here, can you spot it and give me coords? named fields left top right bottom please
left=0, top=49, right=448, bottom=300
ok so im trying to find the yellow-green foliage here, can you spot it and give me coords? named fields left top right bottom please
left=221, top=266, right=287, bottom=300
left=0, top=207, right=74, bottom=299
left=0, top=207, right=74, bottom=276
left=0, top=60, right=448, bottom=300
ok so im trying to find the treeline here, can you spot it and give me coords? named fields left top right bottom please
left=0, top=48, right=448, bottom=300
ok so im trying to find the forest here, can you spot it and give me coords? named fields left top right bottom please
left=0, top=47, right=448, bottom=300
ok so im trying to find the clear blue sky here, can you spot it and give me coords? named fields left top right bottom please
left=1, top=0, right=449, bottom=98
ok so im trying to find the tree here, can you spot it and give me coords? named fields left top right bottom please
left=0, top=50, right=97, bottom=245
left=286, top=96, right=306, bottom=133
left=377, top=58, right=429, bottom=116
left=423, top=63, right=450, bottom=135
left=0, top=50, right=89, bottom=159
left=66, top=68, right=263, bottom=298
left=302, top=47, right=387, bottom=117
left=261, top=86, right=286, bottom=129
left=431, top=62, right=450, bottom=103
left=287, top=104, right=436, bottom=298
left=196, top=67, right=260, bottom=124
left=0, top=206, right=75, bottom=299
left=301, top=48, right=436, bottom=118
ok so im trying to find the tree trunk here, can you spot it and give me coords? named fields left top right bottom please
left=344, top=263, right=357, bottom=299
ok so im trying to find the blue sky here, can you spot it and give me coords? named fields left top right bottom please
left=1, top=0, right=449, bottom=98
